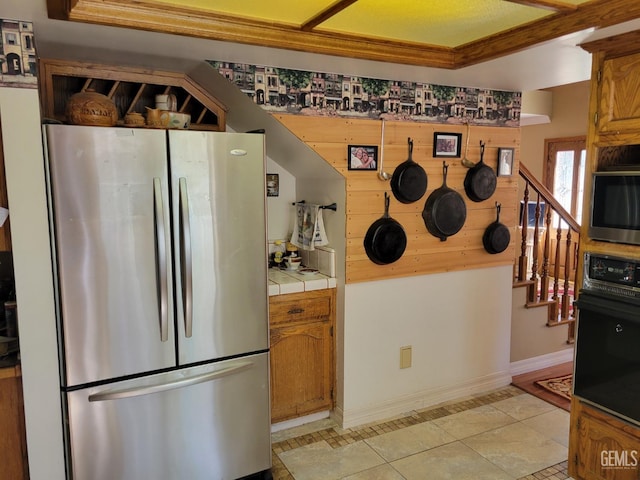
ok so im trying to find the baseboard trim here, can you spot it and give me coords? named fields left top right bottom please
left=510, top=348, right=574, bottom=377
left=271, top=410, right=330, bottom=433
left=337, top=371, right=512, bottom=429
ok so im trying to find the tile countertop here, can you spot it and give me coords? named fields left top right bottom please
left=268, top=268, right=336, bottom=296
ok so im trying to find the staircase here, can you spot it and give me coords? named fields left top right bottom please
left=513, top=163, right=580, bottom=344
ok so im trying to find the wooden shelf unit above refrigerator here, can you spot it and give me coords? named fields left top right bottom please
left=38, top=59, right=227, bottom=131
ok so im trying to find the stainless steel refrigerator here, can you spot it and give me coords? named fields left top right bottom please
left=43, top=124, right=271, bottom=480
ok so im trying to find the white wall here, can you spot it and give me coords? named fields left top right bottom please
left=339, top=265, right=513, bottom=428
left=266, top=157, right=296, bottom=241
left=511, top=81, right=590, bottom=366
left=520, top=82, right=590, bottom=179
left=0, top=88, right=66, bottom=479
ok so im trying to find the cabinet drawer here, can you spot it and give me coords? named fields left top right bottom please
left=269, top=289, right=334, bottom=326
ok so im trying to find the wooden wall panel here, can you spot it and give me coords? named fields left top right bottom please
left=275, top=114, right=520, bottom=283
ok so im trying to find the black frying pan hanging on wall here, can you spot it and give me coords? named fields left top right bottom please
left=391, top=137, right=427, bottom=204
left=422, top=162, right=466, bottom=241
left=464, top=141, right=496, bottom=202
left=364, top=192, right=407, bottom=265
left=483, top=203, right=511, bottom=254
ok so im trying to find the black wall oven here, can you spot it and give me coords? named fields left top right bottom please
left=574, top=253, right=640, bottom=427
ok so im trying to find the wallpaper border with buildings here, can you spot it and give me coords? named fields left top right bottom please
left=0, top=19, right=37, bottom=89
left=209, top=61, right=521, bottom=127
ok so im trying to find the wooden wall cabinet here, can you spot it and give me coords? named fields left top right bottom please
left=596, top=51, right=640, bottom=136
left=38, top=58, right=227, bottom=131
left=568, top=32, right=640, bottom=480
left=569, top=398, right=640, bottom=480
left=0, top=366, right=28, bottom=480
left=578, top=32, right=640, bottom=259
left=269, top=289, right=335, bottom=423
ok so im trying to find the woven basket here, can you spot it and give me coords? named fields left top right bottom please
left=66, top=89, right=118, bottom=127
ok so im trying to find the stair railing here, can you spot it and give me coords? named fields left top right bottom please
left=517, top=163, right=580, bottom=341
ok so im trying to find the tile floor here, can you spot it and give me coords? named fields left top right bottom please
left=271, top=386, right=574, bottom=480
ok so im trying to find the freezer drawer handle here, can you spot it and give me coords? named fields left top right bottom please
left=153, top=178, right=169, bottom=342
left=88, top=361, right=254, bottom=402
left=179, top=177, right=193, bottom=338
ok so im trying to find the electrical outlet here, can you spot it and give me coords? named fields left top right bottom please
left=400, top=346, right=412, bottom=369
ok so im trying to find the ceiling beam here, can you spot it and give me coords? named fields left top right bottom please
left=46, top=0, right=640, bottom=70
left=457, top=0, right=640, bottom=67
left=54, top=0, right=455, bottom=68
left=301, top=0, right=359, bottom=32
left=503, top=0, right=578, bottom=13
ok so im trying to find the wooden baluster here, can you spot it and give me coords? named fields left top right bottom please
left=530, top=196, right=542, bottom=298
left=547, top=216, right=563, bottom=323
left=539, top=205, right=552, bottom=303
left=553, top=217, right=562, bottom=300
left=561, top=229, right=572, bottom=319
left=518, top=183, right=530, bottom=282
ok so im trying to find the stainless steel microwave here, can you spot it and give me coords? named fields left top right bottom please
left=590, top=171, right=640, bottom=246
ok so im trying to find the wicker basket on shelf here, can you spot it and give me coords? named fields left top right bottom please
left=65, top=89, right=118, bottom=126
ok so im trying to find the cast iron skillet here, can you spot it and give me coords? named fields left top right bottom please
left=391, top=137, right=427, bottom=204
left=483, top=203, right=510, bottom=254
left=422, top=162, right=466, bottom=241
left=364, top=192, right=407, bottom=265
left=464, top=141, right=496, bottom=202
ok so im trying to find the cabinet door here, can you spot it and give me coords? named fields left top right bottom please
left=570, top=399, right=640, bottom=480
left=270, top=320, right=333, bottom=423
left=0, top=370, right=28, bottom=480
left=598, top=52, right=640, bottom=134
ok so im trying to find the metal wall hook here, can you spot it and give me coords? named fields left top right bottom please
left=378, top=119, right=391, bottom=181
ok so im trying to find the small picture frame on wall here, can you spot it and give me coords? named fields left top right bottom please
left=266, top=173, right=279, bottom=197
left=498, top=148, right=514, bottom=177
left=433, top=132, right=462, bottom=158
left=348, top=145, right=378, bottom=170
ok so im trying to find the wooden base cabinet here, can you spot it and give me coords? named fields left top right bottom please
left=569, top=397, right=640, bottom=480
left=269, top=289, right=335, bottom=424
left=0, top=366, right=29, bottom=480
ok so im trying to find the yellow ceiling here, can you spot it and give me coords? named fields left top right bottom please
left=46, top=0, right=640, bottom=68
left=322, top=0, right=549, bottom=47
left=144, top=0, right=585, bottom=47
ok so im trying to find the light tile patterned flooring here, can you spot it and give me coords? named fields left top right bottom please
left=271, top=386, right=574, bottom=480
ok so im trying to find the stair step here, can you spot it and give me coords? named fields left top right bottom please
left=513, top=279, right=535, bottom=289
left=547, top=317, right=576, bottom=328
left=525, top=299, right=557, bottom=309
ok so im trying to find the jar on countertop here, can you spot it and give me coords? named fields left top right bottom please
left=269, top=240, right=286, bottom=268
left=285, top=242, right=299, bottom=257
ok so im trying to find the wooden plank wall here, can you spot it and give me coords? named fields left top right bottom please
left=275, top=115, right=520, bottom=284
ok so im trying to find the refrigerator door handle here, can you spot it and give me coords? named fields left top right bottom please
left=88, top=361, right=254, bottom=402
left=179, top=177, right=193, bottom=338
left=153, top=177, right=169, bottom=342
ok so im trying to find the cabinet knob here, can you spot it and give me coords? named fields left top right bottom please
left=288, top=308, right=305, bottom=315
